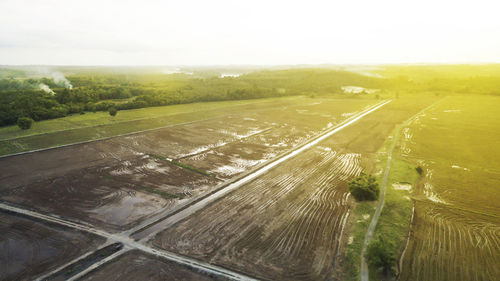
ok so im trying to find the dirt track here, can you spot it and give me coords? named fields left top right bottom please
left=0, top=202, right=255, bottom=281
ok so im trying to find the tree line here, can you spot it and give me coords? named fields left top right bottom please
left=0, top=69, right=381, bottom=127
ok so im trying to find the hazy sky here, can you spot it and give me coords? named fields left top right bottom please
left=1, top=0, right=499, bottom=65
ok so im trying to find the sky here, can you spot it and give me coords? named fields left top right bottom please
left=1, top=0, right=500, bottom=65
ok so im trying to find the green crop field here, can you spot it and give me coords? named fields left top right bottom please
left=346, top=94, right=500, bottom=281
left=397, top=95, right=500, bottom=281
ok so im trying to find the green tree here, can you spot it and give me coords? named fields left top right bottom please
left=348, top=173, right=379, bottom=201
left=17, top=117, right=34, bottom=130
left=108, top=107, right=117, bottom=117
left=366, top=235, right=397, bottom=275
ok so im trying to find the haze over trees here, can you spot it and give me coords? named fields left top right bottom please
left=2, top=65, right=500, bottom=128
left=0, top=68, right=381, bottom=127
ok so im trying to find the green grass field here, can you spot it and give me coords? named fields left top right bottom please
left=0, top=97, right=297, bottom=141
left=0, top=96, right=310, bottom=156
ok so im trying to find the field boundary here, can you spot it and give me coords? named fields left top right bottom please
left=0, top=115, right=225, bottom=159
left=0, top=97, right=298, bottom=142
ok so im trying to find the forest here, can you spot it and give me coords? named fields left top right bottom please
left=1, top=65, right=500, bottom=127
left=0, top=68, right=381, bottom=126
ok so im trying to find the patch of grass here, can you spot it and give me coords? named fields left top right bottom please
left=0, top=96, right=304, bottom=156
left=345, top=154, right=392, bottom=281
left=171, top=159, right=215, bottom=177
left=49, top=243, right=123, bottom=280
left=366, top=99, right=435, bottom=280
left=369, top=156, right=420, bottom=279
left=343, top=97, right=439, bottom=281
left=0, top=97, right=291, bottom=141
left=344, top=201, right=377, bottom=281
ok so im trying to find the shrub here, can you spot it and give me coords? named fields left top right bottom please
left=366, top=235, right=397, bottom=275
left=415, top=166, right=423, bottom=175
left=17, top=117, right=34, bottom=130
left=108, top=107, right=118, bottom=117
left=348, top=173, right=379, bottom=201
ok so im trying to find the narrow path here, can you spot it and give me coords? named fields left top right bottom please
left=360, top=125, right=399, bottom=281
left=360, top=97, right=447, bottom=281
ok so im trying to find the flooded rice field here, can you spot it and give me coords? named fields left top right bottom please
left=0, top=98, right=372, bottom=233
left=0, top=97, right=386, bottom=280
left=153, top=145, right=363, bottom=280
left=81, top=250, right=215, bottom=281
left=0, top=212, right=104, bottom=281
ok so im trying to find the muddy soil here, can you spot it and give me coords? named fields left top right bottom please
left=47, top=243, right=123, bottom=281
left=153, top=145, right=362, bottom=281
left=0, top=154, right=220, bottom=232
left=152, top=99, right=436, bottom=281
left=81, top=250, right=216, bottom=281
left=0, top=212, right=104, bottom=281
left=0, top=99, right=369, bottom=233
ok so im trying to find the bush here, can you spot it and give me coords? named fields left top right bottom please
left=348, top=173, right=379, bottom=201
left=415, top=166, right=423, bottom=175
left=366, top=236, right=397, bottom=275
left=108, top=107, right=118, bottom=117
left=17, top=117, right=34, bottom=130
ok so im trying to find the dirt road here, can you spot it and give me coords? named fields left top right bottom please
left=361, top=98, right=446, bottom=281
left=0, top=203, right=256, bottom=281
left=360, top=126, right=398, bottom=281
